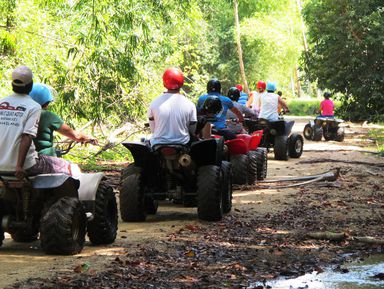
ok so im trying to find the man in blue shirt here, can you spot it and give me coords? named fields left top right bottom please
left=197, top=79, right=244, bottom=140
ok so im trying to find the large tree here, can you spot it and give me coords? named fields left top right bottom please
left=302, top=0, right=384, bottom=122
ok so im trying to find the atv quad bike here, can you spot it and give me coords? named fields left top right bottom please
left=0, top=171, right=118, bottom=255
left=120, top=138, right=231, bottom=222
left=244, top=117, right=304, bottom=161
left=216, top=130, right=267, bottom=185
left=303, top=116, right=345, bottom=142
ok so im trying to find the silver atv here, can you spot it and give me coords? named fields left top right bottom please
left=0, top=170, right=118, bottom=255
left=303, top=116, right=345, bottom=142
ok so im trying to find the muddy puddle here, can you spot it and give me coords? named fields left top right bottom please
left=251, top=255, right=384, bottom=289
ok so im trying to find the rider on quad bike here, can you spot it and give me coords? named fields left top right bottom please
left=303, top=92, right=345, bottom=142
left=197, top=79, right=244, bottom=140
left=225, top=87, right=267, bottom=184
left=244, top=82, right=304, bottom=160
left=246, top=81, right=267, bottom=117
left=29, top=83, right=97, bottom=157
left=0, top=66, right=117, bottom=255
left=120, top=68, right=232, bottom=222
left=226, top=86, right=256, bottom=134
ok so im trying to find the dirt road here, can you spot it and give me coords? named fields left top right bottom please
left=2, top=119, right=383, bottom=288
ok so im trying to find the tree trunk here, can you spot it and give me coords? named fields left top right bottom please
left=233, top=0, right=249, bottom=94
left=294, top=65, right=301, bottom=98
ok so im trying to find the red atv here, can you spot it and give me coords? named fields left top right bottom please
left=215, top=130, right=267, bottom=185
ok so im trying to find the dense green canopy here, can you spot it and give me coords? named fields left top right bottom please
left=302, top=0, right=384, bottom=122
left=2, top=0, right=381, bottom=125
left=0, top=0, right=304, bottom=129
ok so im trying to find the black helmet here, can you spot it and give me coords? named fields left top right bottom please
left=207, top=78, right=221, bottom=93
left=227, top=87, right=240, bottom=102
left=323, top=92, right=331, bottom=99
left=202, top=95, right=223, bottom=115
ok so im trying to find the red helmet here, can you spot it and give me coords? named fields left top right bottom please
left=235, top=84, right=243, bottom=91
left=163, top=67, right=184, bottom=90
left=256, top=81, right=266, bottom=90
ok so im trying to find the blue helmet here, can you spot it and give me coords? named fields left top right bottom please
left=30, top=83, right=53, bottom=106
left=266, top=82, right=277, bottom=92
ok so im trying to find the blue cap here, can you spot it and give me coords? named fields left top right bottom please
left=30, top=83, right=54, bottom=106
left=266, top=82, right=277, bottom=92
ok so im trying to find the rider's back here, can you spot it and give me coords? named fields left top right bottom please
left=259, top=92, right=279, bottom=121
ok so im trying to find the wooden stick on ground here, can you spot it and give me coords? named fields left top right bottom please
left=307, top=231, right=384, bottom=245
left=298, top=158, right=384, bottom=167
left=258, top=168, right=340, bottom=183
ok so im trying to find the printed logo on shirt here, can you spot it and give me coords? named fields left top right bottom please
left=0, top=102, right=26, bottom=111
left=0, top=101, right=26, bottom=127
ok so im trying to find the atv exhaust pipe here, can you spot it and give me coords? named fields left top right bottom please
left=178, top=154, right=192, bottom=167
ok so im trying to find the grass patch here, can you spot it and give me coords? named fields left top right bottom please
left=368, top=128, right=384, bottom=156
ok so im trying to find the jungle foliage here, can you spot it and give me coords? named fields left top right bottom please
left=0, top=0, right=381, bottom=157
left=0, top=0, right=304, bottom=127
left=302, top=0, right=384, bottom=122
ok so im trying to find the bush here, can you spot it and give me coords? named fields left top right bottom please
left=287, top=98, right=341, bottom=116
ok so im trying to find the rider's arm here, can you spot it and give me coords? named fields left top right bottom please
left=188, top=121, right=197, bottom=136
left=147, top=106, right=155, bottom=133
left=188, top=105, right=198, bottom=137
left=246, top=93, right=253, bottom=108
left=278, top=96, right=289, bottom=112
left=57, top=124, right=96, bottom=144
left=15, top=134, right=33, bottom=179
left=230, top=106, right=244, bottom=122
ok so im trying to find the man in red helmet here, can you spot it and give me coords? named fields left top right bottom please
left=246, top=81, right=267, bottom=116
left=148, top=67, right=197, bottom=146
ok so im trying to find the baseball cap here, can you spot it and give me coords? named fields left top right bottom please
left=12, top=66, right=33, bottom=87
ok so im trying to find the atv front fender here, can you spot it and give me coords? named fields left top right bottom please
left=74, top=172, right=104, bottom=201
left=285, top=120, right=295, bottom=135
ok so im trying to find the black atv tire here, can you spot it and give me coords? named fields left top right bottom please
left=303, top=124, right=313, bottom=140
left=254, top=147, right=268, bottom=180
left=120, top=164, right=139, bottom=184
left=197, top=165, right=223, bottom=221
left=221, top=161, right=232, bottom=214
left=323, top=128, right=334, bottom=141
left=0, top=228, right=4, bottom=247
left=145, top=196, right=159, bottom=214
left=87, top=182, right=118, bottom=245
left=40, top=197, right=86, bottom=255
left=288, top=133, right=304, bottom=158
left=312, top=125, right=323, bottom=141
left=247, top=151, right=258, bottom=185
left=120, top=167, right=147, bottom=222
left=231, top=154, right=248, bottom=185
left=274, top=135, right=289, bottom=160
left=11, top=230, right=38, bottom=242
left=335, top=128, right=345, bottom=142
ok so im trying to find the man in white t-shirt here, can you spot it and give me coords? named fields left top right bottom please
left=148, top=67, right=197, bottom=147
left=0, top=66, right=71, bottom=179
left=259, top=82, right=289, bottom=121
left=246, top=81, right=267, bottom=116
